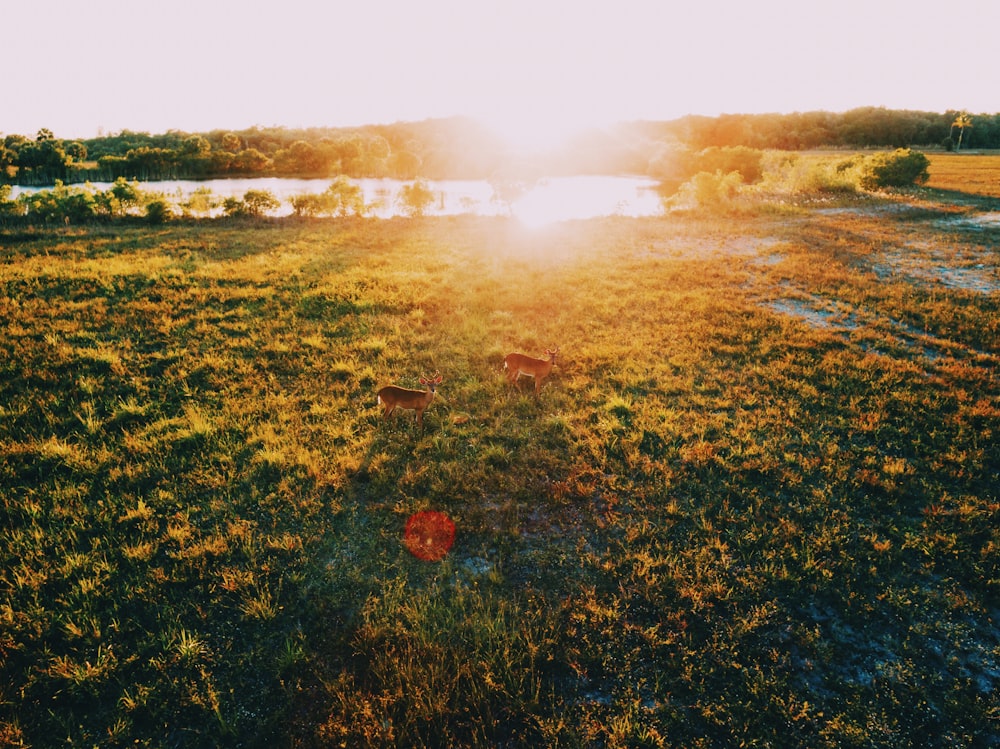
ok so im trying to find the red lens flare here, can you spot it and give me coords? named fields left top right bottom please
left=403, top=511, right=456, bottom=561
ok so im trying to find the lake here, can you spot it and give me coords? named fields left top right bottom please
left=9, top=175, right=664, bottom=223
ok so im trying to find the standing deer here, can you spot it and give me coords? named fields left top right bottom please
left=503, top=347, right=558, bottom=396
left=377, top=372, right=442, bottom=432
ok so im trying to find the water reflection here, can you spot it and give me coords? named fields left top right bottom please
left=512, top=176, right=662, bottom=226
left=9, top=175, right=663, bottom=223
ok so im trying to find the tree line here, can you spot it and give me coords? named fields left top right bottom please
left=0, top=119, right=506, bottom=186
left=0, top=108, right=994, bottom=186
left=0, top=147, right=934, bottom=228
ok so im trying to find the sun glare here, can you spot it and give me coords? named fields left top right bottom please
left=512, top=176, right=662, bottom=228
left=485, top=112, right=595, bottom=155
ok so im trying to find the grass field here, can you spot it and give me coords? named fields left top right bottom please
left=1, top=156, right=999, bottom=747
left=925, top=151, right=1000, bottom=200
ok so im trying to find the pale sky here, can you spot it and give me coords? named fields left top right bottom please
left=5, top=0, right=998, bottom=146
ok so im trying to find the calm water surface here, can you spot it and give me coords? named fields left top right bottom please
left=11, top=176, right=663, bottom=221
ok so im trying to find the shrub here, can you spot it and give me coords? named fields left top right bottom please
left=0, top=185, right=23, bottom=223
left=859, top=148, right=930, bottom=190
left=324, top=176, right=365, bottom=217
left=146, top=199, right=173, bottom=224
left=223, top=190, right=280, bottom=218
left=108, top=177, right=142, bottom=216
left=222, top=196, right=246, bottom=217
left=181, top=187, right=218, bottom=218
left=290, top=192, right=325, bottom=217
left=398, top=179, right=435, bottom=217
left=242, top=189, right=280, bottom=217
left=757, top=153, right=860, bottom=195
left=653, top=146, right=764, bottom=199
left=290, top=178, right=365, bottom=218
left=60, top=191, right=98, bottom=224
left=673, top=170, right=744, bottom=210
left=16, top=182, right=98, bottom=224
left=696, top=146, right=764, bottom=184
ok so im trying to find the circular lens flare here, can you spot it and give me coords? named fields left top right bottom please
left=403, top=511, right=456, bottom=561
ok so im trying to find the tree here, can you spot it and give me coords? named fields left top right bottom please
left=108, top=177, right=143, bottom=216
left=324, top=176, right=365, bottom=217
left=951, top=111, right=973, bottom=150
left=333, top=136, right=365, bottom=175
left=221, top=132, right=242, bottom=152
left=289, top=193, right=325, bottom=217
left=123, top=146, right=175, bottom=180
left=65, top=141, right=87, bottom=162
left=241, top=189, right=279, bottom=217
left=16, top=137, right=71, bottom=183
left=181, top=135, right=211, bottom=156
left=364, top=135, right=392, bottom=176
left=389, top=150, right=422, bottom=180
left=0, top=143, right=16, bottom=178
left=222, top=196, right=245, bottom=217
left=397, top=179, right=435, bottom=217
left=232, top=148, right=270, bottom=174
left=0, top=184, right=25, bottom=224
left=273, top=140, right=331, bottom=176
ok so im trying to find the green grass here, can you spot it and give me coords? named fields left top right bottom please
left=1, top=196, right=998, bottom=747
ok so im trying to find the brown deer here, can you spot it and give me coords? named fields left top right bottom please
left=503, top=347, right=558, bottom=396
left=376, top=372, right=442, bottom=431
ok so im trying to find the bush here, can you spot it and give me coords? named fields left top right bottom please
left=859, top=148, right=930, bottom=190
left=60, top=191, right=98, bottom=224
left=146, top=199, right=173, bottom=224
left=181, top=187, right=219, bottom=218
left=653, top=146, right=764, bottom=199
left=673, top=170, right=744, bottom=210
left=290, top=192, right=325, bottom=218
left=222, top=196, right=246, bottom=217
left=16, top=181, right=98, bottom=224
left=242, top=189, right=280, bottom=217
left=0, top=185, right=25, bottom=223
left=108, top=177, right=142, bottom=216
left=696, top=146, right=764, bottom=184
left=223, top=190, right=280, bottom=218
left=759, top=153, right=861, bottom=195
left=290, top=178, right=365, bottom=218
left=398, top=179, right=436, bottom=217
left=324, top=176, right=365, bottom=217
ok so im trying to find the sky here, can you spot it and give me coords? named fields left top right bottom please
left=5, top=0, right=998, bottom=147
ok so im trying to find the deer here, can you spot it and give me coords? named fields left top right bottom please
left=503, top=347, right=558, bottom=396
left=376, top=372, right=442, bottom=432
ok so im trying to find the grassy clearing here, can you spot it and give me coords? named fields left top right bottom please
left=925, top=152, right=1000, bottom=199
left=1, top=181, right=998, bottom=747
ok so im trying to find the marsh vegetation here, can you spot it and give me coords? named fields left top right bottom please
left=1, top=153, right=998, bottom=747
